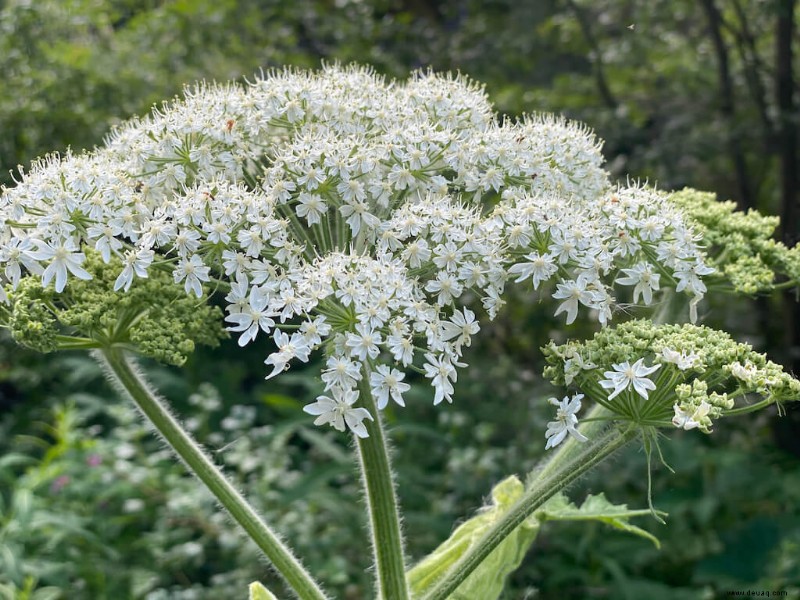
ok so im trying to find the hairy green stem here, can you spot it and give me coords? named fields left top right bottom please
left=422, top=411, right=636, bottom=600
left=355, top=375, right=409, bottom=600
left=98, top=348, right=328, bottom=600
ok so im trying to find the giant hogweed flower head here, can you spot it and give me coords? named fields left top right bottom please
left=542, top=319, right=800, bottom=445
left=0, top=65, right=713, bottom=437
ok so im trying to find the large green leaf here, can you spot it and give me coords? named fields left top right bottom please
left=535, top=493, right=666, bottom=549
left=407, top=475, right=539, bottom=600
left=408, top=477, right=664, bottom=599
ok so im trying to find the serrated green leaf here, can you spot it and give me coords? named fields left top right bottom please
left=407, top=475, right=540, bottom=600
left=408, top=483, right=666, bottom=600
left=248, top=581, right=278, bottom=600
left=535, top=492, right=665, bottom=548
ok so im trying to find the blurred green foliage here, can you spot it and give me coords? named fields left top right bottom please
left=2, top=0, right=800, bottom=598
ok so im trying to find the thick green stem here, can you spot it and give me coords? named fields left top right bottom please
left=422, top=412, right=636, bottom=600
left=98, top=348, right=328, bottom=600
left=722, top=397, right=775, bottom=416
left=355, top=376, right=409, bottom=600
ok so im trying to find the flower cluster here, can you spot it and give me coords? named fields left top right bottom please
left=1, top=65, right=715, bottom=436
left=670, top=188, right=800, bottom=295
left=4, top=250, right=224, bottom=365
left=542, top=319, right=800, bottom=444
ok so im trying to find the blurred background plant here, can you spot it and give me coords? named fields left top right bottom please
left=1, top=0, right=799, bottom=598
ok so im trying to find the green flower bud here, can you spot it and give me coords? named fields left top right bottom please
left=5, top=250, right=226, bottom=365
left=7, top=277, right=59, bottom=353
left=670, top=188, right=800, bottom=294
left=542, top=319, right=800, bottom=434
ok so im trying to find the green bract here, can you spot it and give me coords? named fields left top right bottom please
left=3, top=251, right=225, bottom=365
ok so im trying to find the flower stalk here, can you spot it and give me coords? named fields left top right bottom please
left=98, top=347, right=328, bottom=600
left=354, top=375, right=409, bottom=600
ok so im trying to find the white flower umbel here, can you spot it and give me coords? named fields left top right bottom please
left=544, top=393, right=588, bottom=449
left=543, top=319, right=800, bottom=437
left=599, top=358, right=661, bottom=400
left=1, top=65, right=714, bottom=437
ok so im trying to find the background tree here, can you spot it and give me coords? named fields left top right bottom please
left=2, top=1, right=799, bottom=598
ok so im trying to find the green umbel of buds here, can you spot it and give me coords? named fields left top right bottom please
left=3, top=251, right=225, bottom=365
left=670, top=188, right=800, bottom=294
left=542, top=319, right=800, bottom=433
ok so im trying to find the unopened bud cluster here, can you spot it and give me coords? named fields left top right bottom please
left=542, top=320, right=800, bottom=444
left=670, top=188, right=800, bottom=294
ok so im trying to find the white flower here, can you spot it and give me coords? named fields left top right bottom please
left=508, top=252, right=557, bottom=288
left=173, top=254, right=211, bottom=298
left=387, top=164, right=416, bottom=190
left=114, top=249, right=154, bottom=292
left=345, top=322, right=382, bottom=361
left=440, top=307, right=480, bottom=350
left=173, top=228, right=202, bottom=256
left=432, top=242, right=463, bottom=272
left=225, top=286, right=276, bottom=346
left=599, top=358, right=661, bottom=400
left=369, top=365, right=410, bottom=410
left=672, top=400, right=711, bottom=431
left=544, top=393, right=588, bottom=449
left=264, top=330, right=311, bottom=379
left=87, top=224, right=123, bottom=262
left=299, top=316, right=331, bottom=347
left=322, top=354, right=362, bottom=390
left=425, top=272, right=463, bottom=305
left=674, top=261, right=715, bottom=295
left=402, top=239, right=431, bottom=268
left=29, top=239, right=92, bottom=293
left=303, top=387, right=374, bottom=438
left=730, top=360, right=758, bottom=383
left=552, top=278, right=595, bottom=325
left=661, top=347, right=699, bottom=370
left=563, top=352, right=597, bottom=385
left=423, top=353, right=459, bottom=405
left=221, top=250, right=252, bottom=279
left=295, top=193, right=327, bottom=225
left=0, top=238, right=43, bottom=287
left=386, top=333, right=415, bottom=366
left=616, top=261, right=661, bottom=305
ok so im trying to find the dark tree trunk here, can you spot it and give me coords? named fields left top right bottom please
left=776, top=0, right=798, bottom=247
left=565, top=0, right=618, bottom=110
left=773, top=0, right=800, bottom=456
left=699, top=0, right=754, bottom=211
